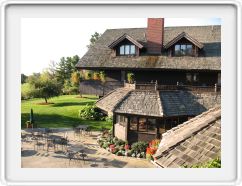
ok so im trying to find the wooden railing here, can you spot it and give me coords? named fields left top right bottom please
left=79, top=80, right=123, bottom=96
left=80, top=80, right=221, bottom=96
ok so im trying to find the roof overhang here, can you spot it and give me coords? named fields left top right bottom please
left=108, top=34, right=144, bottom=49
left=164, top=32, right=204, bottom=49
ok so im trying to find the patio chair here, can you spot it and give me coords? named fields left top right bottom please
left=46, top=138, right=57, bottom=152
left=34, top=139, right=45, bottom=151
left=84, top=127, right=92, bottom=136
left=21, top=133, right=28, bottom=144
left=73, top=128, right=81, bottom=140
left=78, top=149, right=88, bottom=164
left=65, top=150, right=77, bottom=165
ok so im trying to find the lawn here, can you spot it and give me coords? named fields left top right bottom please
left=21, top=95, right=112, bottom=130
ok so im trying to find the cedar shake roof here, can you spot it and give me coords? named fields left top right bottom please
left=163, top=32, right=204, bottom=49
left=153, top=106, right=221, bottom=168
left=115, top=90, right=163, bottom=117
left=108, top=34, right=144, bottom=49
left=96, top=88, right=207, bottom=117
left=95, top=88, right=130, bottom=116
left=76, top=25, right=221, bottom=70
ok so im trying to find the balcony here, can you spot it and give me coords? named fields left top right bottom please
left=79, top=80, right=221, bottom=96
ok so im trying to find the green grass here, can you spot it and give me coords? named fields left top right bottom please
left=21, top=95, right=112, bottom=130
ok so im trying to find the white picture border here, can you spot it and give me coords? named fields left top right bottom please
left=0, top=0, right=241, bottom=185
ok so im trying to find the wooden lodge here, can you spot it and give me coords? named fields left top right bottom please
left=75, top=18, right=221, bottom=143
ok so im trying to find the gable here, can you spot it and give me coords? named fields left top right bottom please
left=164, top=32, right=204, bottom=49
left=108, top=34, right=143, bottom=49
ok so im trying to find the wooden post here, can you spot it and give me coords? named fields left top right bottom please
left=112, top=114, right=116, bottom=137
left=155, top=80, right=158, bottom=90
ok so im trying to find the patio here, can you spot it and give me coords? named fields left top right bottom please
left=21, top=129, right=155, bottom=168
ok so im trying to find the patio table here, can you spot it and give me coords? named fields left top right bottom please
left=75, top=125, right=88, bottom=130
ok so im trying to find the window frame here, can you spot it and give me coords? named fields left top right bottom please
left=174, top=44, right=193, bottom=56
left=119, top=44, right=136, bottom=56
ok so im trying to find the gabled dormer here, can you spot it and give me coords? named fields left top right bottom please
left=164, top=32, right=204, bottom=57
left=108, top=34, right=143, bottom=57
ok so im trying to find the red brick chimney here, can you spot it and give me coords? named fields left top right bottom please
left=147, top=18, right=164, bottom=55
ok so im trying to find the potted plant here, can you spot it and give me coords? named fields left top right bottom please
left=127, top=72, right=135, bottom=84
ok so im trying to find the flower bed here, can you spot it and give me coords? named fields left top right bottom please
left=146, top=139, right=160, bottom=160
left=97, top=136, right=149, bottom=158
left=97, top=136, right=161, bottom=160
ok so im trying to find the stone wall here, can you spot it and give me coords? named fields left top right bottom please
left=114, top=123, right=127, bottom=141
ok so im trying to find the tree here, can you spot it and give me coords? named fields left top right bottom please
left=28, top=71, right=62, bottom=103
left=55, top=55, right=80, bottom=86
left=71, top=71, right=80, bottom=87
left=21, top=74, right=28, bottom=84
left=87, top=32, right=102, bottom=48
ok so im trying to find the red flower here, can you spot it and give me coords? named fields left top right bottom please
left=124, top=144, right=130, bottom=150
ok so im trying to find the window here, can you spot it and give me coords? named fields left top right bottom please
left=193, top=73, right=199, bottom=82
left=120, top=45, right=125, bottom=55
left=174, top=44, right=193, bottom=56
left=138, top=118, right=147, bottom=132
left=147, top=119, right=156, bottom=133
left=119, top=45, right=136, bottom=55
left=130, top=117, right=138, bottom=131
left=186, top=73, right=192, bottom=82
left=218, top=73, right=221, bottom=85
left=116, top=115, right=127, bottom=124
left=130, top=45, right=135, bottom=54
left=186, top=73, right=199, bottom=83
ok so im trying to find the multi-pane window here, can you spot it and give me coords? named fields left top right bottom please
left=116, top=115, right=127, bottom=124
left=130, top=117, right=138, bottom=131
left=186, top=73, right=199, bottom=83
left=119, top=45, right=135, bottom=55
left=175, top=44, right=193, bottom=56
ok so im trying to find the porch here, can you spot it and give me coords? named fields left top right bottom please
left=113, top=114, right=189, bottom=144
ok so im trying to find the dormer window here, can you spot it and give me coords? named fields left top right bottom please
left=108, top=34, right=143, bottom=57
left=175, top=44, right=193, bottom=56
left=164, top=32, right=204, bottom=57
left=120, top=45, right=136, bottom=55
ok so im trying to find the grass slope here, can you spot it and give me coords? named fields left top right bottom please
left=21, top=95, right=112, bottom=130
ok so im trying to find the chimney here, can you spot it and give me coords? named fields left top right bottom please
left=147, top=18, right=164, bottom=55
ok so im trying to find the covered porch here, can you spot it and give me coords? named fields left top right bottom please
left=113, top=114, right=189, bottom=144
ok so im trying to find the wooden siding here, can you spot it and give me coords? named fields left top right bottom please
left=79, top=80, right=123, bottom=96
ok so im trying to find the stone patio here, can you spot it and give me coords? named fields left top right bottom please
left=21, top=130, right=155, bottom=168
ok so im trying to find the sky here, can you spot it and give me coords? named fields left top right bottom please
left=21, top=18, right=221, bottom=75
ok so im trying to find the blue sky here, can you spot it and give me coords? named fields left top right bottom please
left=21, top=18, right=221, bottom=75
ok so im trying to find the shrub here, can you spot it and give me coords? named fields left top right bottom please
left=102, top=143, right=109, bottom=149
left=127, top=72, right=135, bottom=84
left=184, top=158, right=221, bottom=168
left=131, top=141, right=149, bottom=155
left=84, top=71, right=92, bottom=80
left=79, top=105, right=104, bottom=120
left=93, top=71, right=101, bottom=80
left=99, top=71, right=106, bottom=82
left=21, top=83, right=38, bottom=100
left=115, top=139, right=125, bottom=146
left=116, top=151, right=123, bottom=156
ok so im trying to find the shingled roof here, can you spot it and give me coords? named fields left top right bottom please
left=153, top=106, right=221, bottom=168
left=76, top=25, right=221, bottom=70
left=96, top=88, right=206, bottom=117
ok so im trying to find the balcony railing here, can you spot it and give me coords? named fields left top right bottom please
left=132, top=82, right=221, bottom=93
left=79, top=80, right=124, bottom=96
left=80, top=80, right=221, bottom=96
